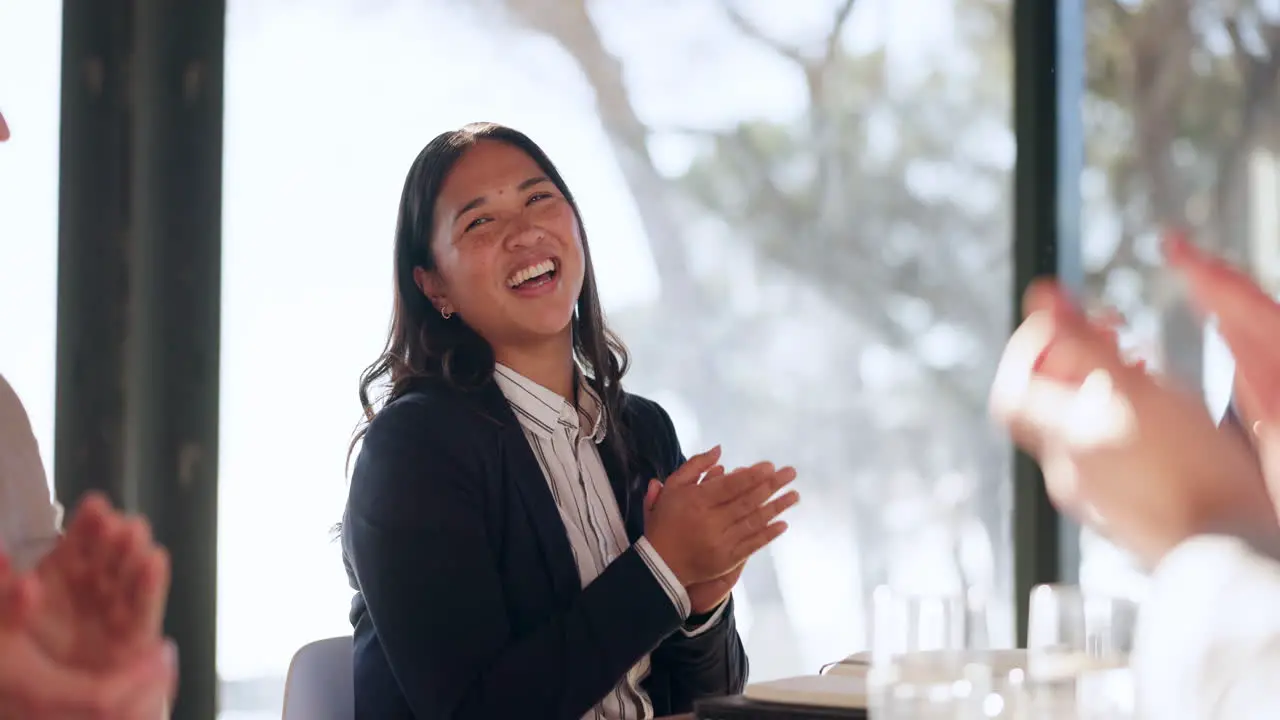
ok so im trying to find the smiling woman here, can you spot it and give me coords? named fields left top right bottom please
left=339, top=122, right=799, bottom=719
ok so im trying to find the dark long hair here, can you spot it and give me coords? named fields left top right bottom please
left=349, top=122, right=632, bottom=471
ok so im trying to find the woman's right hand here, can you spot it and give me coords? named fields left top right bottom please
left=643, top=447, right=799, bottom=585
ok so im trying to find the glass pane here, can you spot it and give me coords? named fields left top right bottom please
left=219, top=0, right=1013, bottom=713
left=0, top=1, right=62, bottom=481
left=1080, top=1, right=1265, bottom=596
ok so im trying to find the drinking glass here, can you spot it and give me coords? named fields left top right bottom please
left=1026, top=584, right=1137, bottom=719
left=868, top=585, right=994, bottom=719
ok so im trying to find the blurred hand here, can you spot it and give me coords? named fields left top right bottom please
left=644, top=467, right=747, bottom=614
left=0, top=550, right=177, bottom=719
left=31, top=494, right=171, bottom=672
left=990, top=279, right=1275, bottom=567
left=1167, top=235, right=1280, bottom=509
left=0, top=109, right=8, bottom=142
left=643, top=447, right=798, bottom=585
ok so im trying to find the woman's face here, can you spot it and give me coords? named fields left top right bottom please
left=419, top=140, right=585, bottom=352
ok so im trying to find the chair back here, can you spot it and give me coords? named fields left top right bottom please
left=281, top=636, right=354, bottom=720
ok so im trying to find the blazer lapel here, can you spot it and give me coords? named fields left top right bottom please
left=474, top=381, right=580, bottom=604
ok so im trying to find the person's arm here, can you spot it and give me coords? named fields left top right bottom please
left=682, top=601, right=729, bottom=637
left=346, top=396, right=684, bottom=720
left=652, top=596, right=747, bottom=707
left=1133, top=535, right=1280, bottom=719
left=0, top=374, right=61, bottom=571
left=647, top=401, right=748, bottom=705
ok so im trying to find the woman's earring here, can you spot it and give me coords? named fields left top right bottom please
left=440, top=306, right=453, bottom=320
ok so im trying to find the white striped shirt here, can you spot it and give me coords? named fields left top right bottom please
left=493, top=364, right=724, bottom=720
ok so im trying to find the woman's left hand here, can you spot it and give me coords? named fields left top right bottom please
left=686, top=565, right=742, bottom=615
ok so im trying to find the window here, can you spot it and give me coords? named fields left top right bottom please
left=0, top=1, right=61, bottom=485
left=219, top=0, right=1014, bottom=713
left=1080, top=0, right=1273, bottom=597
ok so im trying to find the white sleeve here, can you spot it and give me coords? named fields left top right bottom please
left=633, top=536, right=692, bottom=620
left=0, top=373, right=62, bottom=571
left=1134, top=534, right=1280, bottom=719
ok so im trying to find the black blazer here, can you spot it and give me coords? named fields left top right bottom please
left=341, top=375, right=748, bottom=719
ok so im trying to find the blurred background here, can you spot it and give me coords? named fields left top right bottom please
left=0, top=0, right=1271, bottom=716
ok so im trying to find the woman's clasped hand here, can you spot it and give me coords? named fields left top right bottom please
left=643, top=445, right=799, bottom=587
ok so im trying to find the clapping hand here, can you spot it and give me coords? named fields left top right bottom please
left=991, top=276, right=1278, bottom=567
left=1167, top=236, right=1280, bottom=507
left=643, top=447, right=798, bottom=604
left=644, top=465, right=745, bottom=614
left=0, top=543, right=176, bottom=719
left=31, top=493, right=171, bottom=672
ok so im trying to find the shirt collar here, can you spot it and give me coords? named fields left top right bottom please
left=493, top=364, right=606, bottom=443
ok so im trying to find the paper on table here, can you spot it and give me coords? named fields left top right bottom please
left=743, top=674, right=868, bottom=710
left=823, top=648, right=1029, bottom=678
left=1026, top=651, right=1129, bottom=681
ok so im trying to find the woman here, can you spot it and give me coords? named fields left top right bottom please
left=342, top=123, right=799, bottom=719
